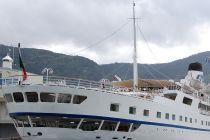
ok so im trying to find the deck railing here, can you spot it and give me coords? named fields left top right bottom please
left=1, top=75, right=119, bottom=93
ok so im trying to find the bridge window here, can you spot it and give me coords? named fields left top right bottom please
left=143, top=110, right=149, bottom=117
left=101, top=121, right=118, bottom=131
left=73, top=95, right=87, bottom=104
left=57, top=93, right=71, bottom=103
left=131, top=124, right=141, bottom=132
left=117, top=122, right=130, bottom=132
left=25, top=92, right=38, bottom=102
left=79, top=119, right=101, bottom=131
left=183, top=97, right=192, bottom=105
left=13, top=92, right=24, bottom=102
left=110, top=103, right=119, bottom=112
left=157, top=112, right=161, bottom=118
left=4, top=94, right=13, bottom=102
left=165, top=113, right=169, bottom=120
left=40, top=92, right=55, bottom=102
left=129, top=107, right=136, bottom=115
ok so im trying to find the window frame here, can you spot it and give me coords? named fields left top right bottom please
left=110, top=103, right=120, bottom=112
left=25, top=92, right=39, bottom=102
left=129, top=106, right=136, bottom=115
left=13, top=92, right=24, bottom=103
left=165, top=113, right=169, bottom=120
left=143, top=109, right=149, bottom=117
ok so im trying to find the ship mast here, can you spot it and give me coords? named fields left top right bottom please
left=132, top=1, right=138, bottom=92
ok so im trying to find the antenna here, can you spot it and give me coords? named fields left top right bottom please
left=132, top=1, right=138, bottom=92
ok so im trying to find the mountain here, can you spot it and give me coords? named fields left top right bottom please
left=1, top=44, right=210, bottom=82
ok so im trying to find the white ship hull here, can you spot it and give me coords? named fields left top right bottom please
left=3, top=84, right=210, bottom=140
left=17, top=125, right=210, bottom=140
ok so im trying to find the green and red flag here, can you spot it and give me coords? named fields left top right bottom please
left=18, top=43, right=27, bottom=81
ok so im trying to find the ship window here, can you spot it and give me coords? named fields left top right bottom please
left=206, top=121, right=208, bottom=126
left=208, top=122, right=210, bottom=126
left=110, top=104, right=119, bottom=112
left=183, top=97, right=192, bottom=105
left=13, top=116, right=31, bottom=127
left=59, top=118, right=81, bottom=128
left=117, top=122, right=130, bottom=132
left=131, top=124, right=141, bottom=132
left=40, top=92, right=55, bottom=102
left=129, top=107, right=136, bottom=115
left=30, top=116, right=57, bottom=127
left=201, top=121, right=204, bottom=125
left=4, top=94, right=13, bottom=102
left=13, top=92, right=24, bottom=102
left=190, top=118, right=192, bottom=123
left=179, top=116, right=183, bottom=121
left=73, top=95, right=87, bottom=104
left=101, top=121, right=118, bottom=131
left=195, top=119, right=197, bottom=123
left=79, top=119, right=101, bottom=131
left=185, top=117, right=188, bottom=122
left=172, top=114, right=175, bottom=120
left=157, top=112, right=161, bottom=118
left=164, top=93, right=177, bottom=100
left=165, top=113, right=169, bottom=120
left=143, top=110, right=149, bottom=117
left=25, top=92, right=38, bottom=102
left=57, top=93, right=71, bottom=103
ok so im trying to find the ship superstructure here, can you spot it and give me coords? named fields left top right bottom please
left=2, top=62, right=210, bottom=140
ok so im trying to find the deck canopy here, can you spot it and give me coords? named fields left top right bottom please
left=112, top=79, right=180, bottom=89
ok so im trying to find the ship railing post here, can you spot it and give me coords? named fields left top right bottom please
left=28, top=116, right=33, bottom=128
left=129, top=123, right=134, bottom=132
left=115, top=122, right=120, bottom=131
left=77, top=118, right=84, bottom=129
left=98, top=120, right=104, bottom=130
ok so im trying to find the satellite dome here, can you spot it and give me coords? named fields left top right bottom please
left=188, top=62, right=202, bottom=71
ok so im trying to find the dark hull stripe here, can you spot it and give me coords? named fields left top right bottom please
left=9, top=112, right=210, bottom=132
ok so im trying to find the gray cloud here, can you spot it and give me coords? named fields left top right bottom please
left=0, top=0, right=210, bottom=63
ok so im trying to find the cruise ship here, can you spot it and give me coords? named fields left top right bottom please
left=2, top=2, right=210, bottom=140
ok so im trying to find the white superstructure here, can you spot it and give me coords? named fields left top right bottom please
left=2, top=62, right=210, bottom=140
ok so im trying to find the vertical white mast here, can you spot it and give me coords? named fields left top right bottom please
left=133, top=1, right=138, bottom=92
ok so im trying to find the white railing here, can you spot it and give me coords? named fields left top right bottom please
left=1, top=75, right=120, bottom=93
left=44, top=76, right=115, bottom=91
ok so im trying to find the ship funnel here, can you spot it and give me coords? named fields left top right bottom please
left=181, top=62, right=204, bottom=90
left=188, top=62, right=202, bottom=72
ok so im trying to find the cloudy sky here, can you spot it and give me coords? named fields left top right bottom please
left=1, top=0, right=210, bottom=64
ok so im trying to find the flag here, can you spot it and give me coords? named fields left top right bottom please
left=18, top=43, right=27, bottom=81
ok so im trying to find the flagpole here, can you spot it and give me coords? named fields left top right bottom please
left=18, top=43, right=22, bottom=84
left=18, top=43, right=28, bottom=82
